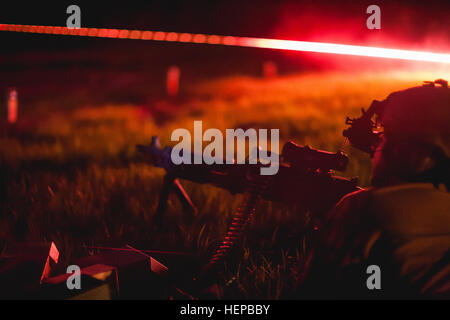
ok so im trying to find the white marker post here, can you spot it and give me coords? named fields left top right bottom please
left=166, top=66, right=180, bottom=97
left=7, top=88, right=18, bottom=123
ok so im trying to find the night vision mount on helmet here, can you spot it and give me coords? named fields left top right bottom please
left=343, top=79, right=449, bottom=156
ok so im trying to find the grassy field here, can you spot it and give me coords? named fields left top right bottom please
left=1, top=70, right=444, bottom=298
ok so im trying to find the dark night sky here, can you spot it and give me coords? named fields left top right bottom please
left=1, top=0, right=449, bottom=103
left=1, top=0, right=449, bottom=51
left=0, top=1, right=448, bottom=142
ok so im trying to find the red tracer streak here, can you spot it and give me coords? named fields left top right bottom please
left=1, top=23, right=450, bottom=64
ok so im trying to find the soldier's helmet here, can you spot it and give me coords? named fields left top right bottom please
left=380, top=79, right=450, bottom=155
left=373, top=79, right=450, bottom=186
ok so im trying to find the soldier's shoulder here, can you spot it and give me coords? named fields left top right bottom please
left=371, top=183, right=450, bottom=235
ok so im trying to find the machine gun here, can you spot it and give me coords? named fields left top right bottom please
left=137, top=137, right=359, bottom=280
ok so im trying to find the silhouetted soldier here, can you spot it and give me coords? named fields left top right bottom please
left=298, top=79, right=450, bottom=299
